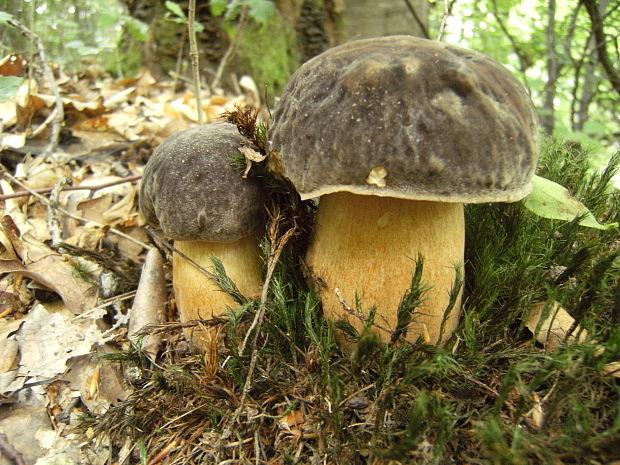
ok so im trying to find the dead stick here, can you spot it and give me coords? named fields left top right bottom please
left=0, top=433, right=27, bottom=465
left=0, top=175, right=142, bottom=201
left=0, top=169, right=149, bottom=250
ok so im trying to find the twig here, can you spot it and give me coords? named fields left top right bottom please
left=73, top=289, right=138, bottom=320
left=334, top=288, right=394, bottom=336
left=216, top=209, right=297, bottom=452
left=436, top=0, right=457, bottom=41
left=187, top=0, right=205, bottom=124
left=0, top=168, right=149, bottom=250
left=461, top=373, right=500, bottom=397
left=145, top=226, right=222, bottom=284
left=7, top=18, right=64, bottom=160
left=0, top=175, right=142, bottom=201
left=0, top=433, right=27, bottom=465
left=211, top=8, right=248, bottom=90
left=47, top=176, right=72, bottom=246
left=581, top=0, right=620, bottom=94
left=402, top=0, right=430, bottom=38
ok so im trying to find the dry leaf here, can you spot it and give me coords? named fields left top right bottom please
left=0, top=240, right=98, bottom=315
left=278, top=409, right=305, bottom=430
left=526, top=301, right=588, bottom=351
left=366, top=166, right=388, bottom=187
left=0, top=338, right=18, bottom=373
left=239, top=145, right=266, bottom=163
left=128, top=248, right=166, bottom=358
left=16, top=303, right=106, bottom=380
left=602, top=361, right=620, bottom=378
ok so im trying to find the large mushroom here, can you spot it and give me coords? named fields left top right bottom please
left=140, top=122, right=266, bottom=350
left=269, top=36, right=538, bottom=344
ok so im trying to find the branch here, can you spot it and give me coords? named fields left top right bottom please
left=0, top=168, right=149, bottom=250
left=436, top=0, right=457, bottom=41
left=0, top=175, right=142, bottom=201
left=211, top=8, right=249, bottom=90
left=187, top=0, right=205, bottom=124
left=402, top=0, right=430, bottom=39
left=581, top=0, right=620, bottom=94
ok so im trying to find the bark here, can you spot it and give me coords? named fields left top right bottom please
left=581, top=0, right=620, bottom=95
left=541, top=0, right=558, bottom=134
left=340, top=0, right=429, bottom=41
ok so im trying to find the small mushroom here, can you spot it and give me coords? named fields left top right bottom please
left=140, top=122, right=266, bottom=350
left=269, top=36, right=538, bottom=344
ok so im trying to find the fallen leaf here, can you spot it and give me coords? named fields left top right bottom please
left=526, top=301, right=588, bottom=351
left=128, top=248, right=166, bottom=358
left=16, top=303, right=106, bottom=380
left=524, top=175, right=617, bottom=230
left=0, top=250, right=98, bottom=315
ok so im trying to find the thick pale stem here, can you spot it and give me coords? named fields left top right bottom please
left=173, top=235, right=263, bottom=350
left=306, top=192, right=464, bottom=344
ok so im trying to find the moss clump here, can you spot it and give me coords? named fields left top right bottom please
left=90, top=138, right=620, bottom=464
left=237, top=20, right=299, bottom=102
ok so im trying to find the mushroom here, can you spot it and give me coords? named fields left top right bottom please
left=269, top=36, right=538, bottom=344
left=140, top=122, right=266, bottom=350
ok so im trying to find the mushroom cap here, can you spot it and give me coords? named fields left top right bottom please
left=269, top=35, right=539, bottom=202
left=140, top=122, right=266, bottom=242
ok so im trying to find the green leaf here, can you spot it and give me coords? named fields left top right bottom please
left=247, top=0, right=276, bottom=25
left=125, top=17, right=149, bottom=42
left=0, top=76, right=23, bottom=102
left=165, top=1, right=186, bottom=19
left=210, top=0, right=228, bottom=16
left=0, top=11, right=14, bottom=25
left=523, top=175, right=617, bottom=230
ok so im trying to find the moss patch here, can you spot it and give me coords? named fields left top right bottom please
left=89, top=138, right=620, bottom=464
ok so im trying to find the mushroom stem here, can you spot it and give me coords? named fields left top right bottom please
left=306, top=192, right=464, bottom=344
left=173, top=235, right=263, bottom=349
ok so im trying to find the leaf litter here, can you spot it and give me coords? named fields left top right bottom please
left=0, top=54, right=259, bottom=464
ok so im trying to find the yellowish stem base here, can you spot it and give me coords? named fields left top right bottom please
left=306, top=192, right=464, bottom=344
left=173, top=235, right=263, bottom=350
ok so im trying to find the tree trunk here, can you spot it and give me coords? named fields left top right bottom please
left=340, top=0, right=429, bottom=41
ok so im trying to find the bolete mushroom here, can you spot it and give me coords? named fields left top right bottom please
left=140, top=122, right=266, bottom=350
left=269, top=36, right=538, bottom=344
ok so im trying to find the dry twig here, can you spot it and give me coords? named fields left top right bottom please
left=216, top=207, right=298, bottom=454
left=0, top=168, right=149, bottom=250
left=0, top=175, right=142, bottom=201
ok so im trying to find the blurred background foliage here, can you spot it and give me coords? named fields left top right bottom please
left=1, top=0, right=618, bottom=166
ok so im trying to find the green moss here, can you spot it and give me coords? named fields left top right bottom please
left=91, top=138, right=620, bottom=464
left=237, top=20, right=298, bottom=103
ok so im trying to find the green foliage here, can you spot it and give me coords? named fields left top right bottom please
left=237, top=20, right=298, bottom=101
left=209, top=0, right=277, bottom=26
left=430, top=0, right=620, bottom=146
left=123, top=16, right=149, bottom=42
left=0, top=76, right=23, bottom=102
left=164, top=1, right=204, bottom=33
left=0, top=10, right=13, bottom=24
left=525, top=174, right=618, bottom=230
left=0, top=0, right=128, bottom=71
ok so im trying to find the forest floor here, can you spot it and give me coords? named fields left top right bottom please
left=0, top=62, right=619, bottom=465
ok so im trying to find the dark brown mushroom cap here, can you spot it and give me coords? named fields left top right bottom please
left=269, top=35, right=539, bottom=202
left=140, top=122, right=266, bottom=242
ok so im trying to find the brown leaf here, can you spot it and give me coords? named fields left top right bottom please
left=0, top=256, right=98, bottom=314
left=526, top=301, right=587, bottom=351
